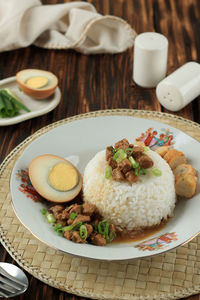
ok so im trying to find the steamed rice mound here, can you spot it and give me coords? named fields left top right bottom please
left=83, top=149, right=176, bottom=231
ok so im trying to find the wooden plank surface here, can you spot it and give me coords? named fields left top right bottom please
left=0, top=0, right=199, bottom=299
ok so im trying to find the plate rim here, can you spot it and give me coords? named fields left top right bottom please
left=7, top=109, right=200, bottom=261
left=1, top=109, right=200, bottom=300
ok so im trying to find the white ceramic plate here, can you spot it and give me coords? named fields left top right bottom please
left=0, top=76, right=61, bottom=126
left=10, top=114, right=200, bottom=261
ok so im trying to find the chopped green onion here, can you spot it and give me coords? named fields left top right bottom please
left=46, top=213, right=56, bottom=223
left=104, top=221, right=110, bottom=243
left=116, top=152, right=127, bottom=163
left=3, top=89, right=30, bottom=112
left=111, top=148, right=117, bottom=154
left=129, top=156, right=139, bottom=168
left=113, top=150, right=121, bottom=161
left=54, top=223, right=63, bottom=236
left=108, top=146, right=117, bottom=155
left=79, top=224, right=87, bottom=239
left=0, top=95, right=4, bottom=111
left=0, top=94, right=15, bottom=117
left=62, top=222, right=82, bottom=232
left=105, top=165, right=112, bottom=179
left=54, top=223, right=62, bottom=230
left=1, top=89, right=30, bottom=112
left=97, top=220, right=114, bottom=243
left=113, top=149, right=127, bottom=163
left=113, top=149, right=124, bottom=160
left=98, top=220, right=109, bottom=235
left=92, top=223, right=98, bottom=231
left=70, top=212, right=77, bottom=220
left=2, top=95, right=15, bottom=117
left=125, top=147, right=133, bottom=156
left=0, top=88, right=30, bottom=118
left=109, top=230, right=117, bottom=242
left=152, top=168, right=162, bottom=176
left=97, top=221, right=105, bottom=235
left=135, top=168, right=139, bottom=176
left=56, top=231, right=63, bottom=236
left=41, top=208, right=47, bottom=215
left=139, top=168, right=147, bottom=175
left=143, top=146, right=149, bottom=153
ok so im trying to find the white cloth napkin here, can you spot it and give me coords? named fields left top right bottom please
left=0, top=0, right=136, bottom=54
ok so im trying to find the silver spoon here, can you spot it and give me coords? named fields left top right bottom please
left=0, top=262, right=28, bottom=298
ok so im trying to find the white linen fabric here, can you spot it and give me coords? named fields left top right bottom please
left=0, top=0, right=137, bottom=54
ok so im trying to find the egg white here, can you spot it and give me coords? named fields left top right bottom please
left=17, top=69, right=57, bottom=90
left=16, top=69, right=58, bottom=99
left=28, top=154, right=82, bottom=203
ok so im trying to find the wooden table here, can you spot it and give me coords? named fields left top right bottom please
left=0, top=0, right=199, bottom=299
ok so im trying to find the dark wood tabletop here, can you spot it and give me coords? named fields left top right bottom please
left=0, top=0, right=200, bottom=299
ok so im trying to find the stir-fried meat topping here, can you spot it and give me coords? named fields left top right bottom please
left=132, top=146, right=144, bottom=159
left=107, top=157, right=117, bottom=169
left=49, top=205, right=65, bottom=218
left=118, top=158, right=132, bottom=173
left=137, top=154, right=154, bottom=169
left=49, top=205, right=69, bottom=225
left=47, top=202, right=117, bottom=246
left=71, top=231, right=85, bottom=244
left=63, top=230, right=72, bottom=240
left=106, top=138, right=154, bottom=183
left=112, top=168, right=125, bottom=181
left=66, top=203, right=82, bottom=215
left=72, top=215, right=91, bottom=224
left=59, top=209, right=69, bottom=220
left=85, top=224, right=93, bottom=237
left=106, top=146, right=114, bottom=161
left=82, top=202, right=97, bottom=216
left=90, top=233, right=107, bottom=246
left=114, top=138, right=129, bottom=150
left=125, top=170, right=138, bottom=183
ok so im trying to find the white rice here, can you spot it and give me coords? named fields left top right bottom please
left=83, top=149, right=176, bottom=231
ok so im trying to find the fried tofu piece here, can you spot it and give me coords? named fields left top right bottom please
left=175, top=173, right=197, bottom=198
left=155, top=146, right=169, bottom=158
left=174, top=163, right=197, bottom=198
left=173, top=164, right=197, bottom=177
left=163, top=149, right=187, bottom=170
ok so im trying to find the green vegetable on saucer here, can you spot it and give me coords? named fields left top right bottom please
left=0, top=88, right=30, bottom=118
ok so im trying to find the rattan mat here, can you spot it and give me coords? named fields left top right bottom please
left=1, top=109, right=200, bottom=300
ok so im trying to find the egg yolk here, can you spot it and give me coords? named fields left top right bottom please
left=25, top=76, right=48, bottom=89
left=48, top=163, right=78, bottom=192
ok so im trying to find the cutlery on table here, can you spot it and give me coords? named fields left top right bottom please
left=0, top=262, right=28, bottom=298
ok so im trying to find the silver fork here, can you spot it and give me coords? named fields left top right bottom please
left=0, top=263, right=28, bottom=298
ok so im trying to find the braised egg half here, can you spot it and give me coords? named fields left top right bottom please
left=28, top=154, right=82, bottom=203
left=16, top=69, right=58, bottom=100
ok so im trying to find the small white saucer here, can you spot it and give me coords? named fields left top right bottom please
left=0, top=76, right=61, bottom=126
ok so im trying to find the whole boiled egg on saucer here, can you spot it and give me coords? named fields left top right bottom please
left=28, top=154, right=83, bottom=203
left=16, top=69, right=58, bottom=99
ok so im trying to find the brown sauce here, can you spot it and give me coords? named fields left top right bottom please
left=112, top=219, right=168, bottom=244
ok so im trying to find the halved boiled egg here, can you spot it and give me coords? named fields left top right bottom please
left=16, top=69, right=58, bottom=99
left=28, top=154, right=82, bottom=203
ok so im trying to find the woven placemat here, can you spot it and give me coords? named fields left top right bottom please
left=1, top=109, right=200, bottom=300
